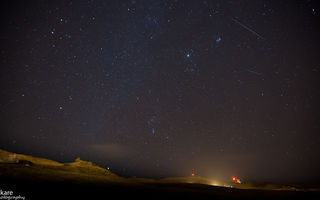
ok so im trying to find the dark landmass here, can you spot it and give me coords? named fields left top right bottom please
left=0, top=149, right=319, bottom=200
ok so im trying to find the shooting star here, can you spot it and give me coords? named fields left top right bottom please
left=246, top=69, right=262, bottom=76
left=232, top=18, right=264, bottom=39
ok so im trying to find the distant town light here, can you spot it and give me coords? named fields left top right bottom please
left=232, top=176, right=241, bottom=184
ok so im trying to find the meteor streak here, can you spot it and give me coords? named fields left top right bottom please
left=246, top=69, right=262, bottom=76
left=232, top=18, right=264, bottom=39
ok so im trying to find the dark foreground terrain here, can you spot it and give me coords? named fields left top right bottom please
left=1, top=176, right=319, bottom=200
left=0, top=149, right=319, bottom=200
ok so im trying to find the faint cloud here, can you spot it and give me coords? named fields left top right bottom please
left=87, top=143, right=129, bottom=158
left=222, top=153, right=253, bottom=161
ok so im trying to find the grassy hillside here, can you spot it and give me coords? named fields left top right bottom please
left=0, top=149, right=124, bottom=183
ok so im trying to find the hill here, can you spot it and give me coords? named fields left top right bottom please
left=0, top=149, right=319, bottom=200
left=0, top=149, right=124, bottom=183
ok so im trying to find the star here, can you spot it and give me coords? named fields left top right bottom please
left=1, top=0, right=318, bottom=183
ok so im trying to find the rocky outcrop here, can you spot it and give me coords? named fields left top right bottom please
left=0, top=151, right=18, bottom=163
left=74, top=157, right=93, bottom=166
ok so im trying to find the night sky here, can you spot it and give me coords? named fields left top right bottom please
left=1, top=0, right=320, bottom=182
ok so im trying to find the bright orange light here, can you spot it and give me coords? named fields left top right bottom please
left=232, top=177, right=236, bottom=181
left=191, top=173, right=195, bottom=177
left=236, top=179, right=240, bottom=183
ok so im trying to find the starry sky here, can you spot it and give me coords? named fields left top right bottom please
left=1, top=0, right=320, bottom=182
